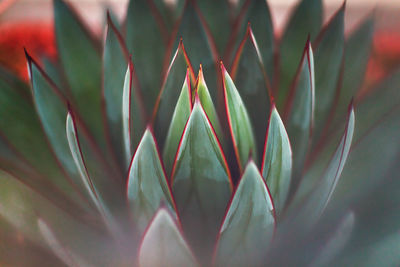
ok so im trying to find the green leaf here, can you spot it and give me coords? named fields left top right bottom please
left=313, top=4, right=345, bottom=144
left=295, top=104, right=354, bottom=225
left=230, top=0, right=274, bottom=80
left=284, top=40, right=315, bottom=192
left=214, top=161, right=275, bottom=267
left=222, top=62, right=257, bottom=171
left=122, top=63, right=146, bottom=167
left=153, top=41, right=194, bottom=148
left=54, top=0, right=105, bottom=150
left=196, top=65, right=223, bottom=142
left=66, top=111, right=118, bottom=233
left=126, top=129, right=175, bottom=232
left=277, top=0, right=322, bottom=110
left=171, top=99, right=232, bottom=259
left=27, top=53, right=87, bottom=197
left=310, top=211, right=355, bottom=267
left=103, top=14, right=130, bottom=169
left=138, top=208, right=199, bottom=267
left=262, top=106, right=292, bottom=214
left=231, top=25, right=271, bottom=155
left=197, top=0, right=230, bottom=53
left=126, top=0, right=166, bottom=111
left=163, top=71, right=192, bottom=176
left=331, top=16, right=374, bottom=128
left=172, top=0, right=219, bottom=107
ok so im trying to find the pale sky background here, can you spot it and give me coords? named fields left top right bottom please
left=1, top=0, right=399, bottom=33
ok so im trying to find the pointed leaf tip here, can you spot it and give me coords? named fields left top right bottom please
left=138, top=208, right=199, bottom=267
left=215, top=161, right=275, bottom=266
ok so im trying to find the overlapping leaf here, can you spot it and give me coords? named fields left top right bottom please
left=127, top=129, right=175, bottom=232
left=230, top=0, right=274, bottom=80
left=262, top=106, right=292, bottom=214
left=284, top=40, right=315, bottom=192
left=172, top=0, right=219, bottom=106
left=54, top=0, right=105, bottom=150
left=196, top=65, right=223, bottom=141
left=277, top=0, right=322, bottom=110
left=126, top=0, right=167, bottom=111
left=214, top=161, right=275, bottom=266
left=231, top=25, right=271, bottom=155
left=222, top=63, right=257, bottom=171
left=138, top=208, right=199, bottom=267
left=312, top=4, right=345, bottom=144
left=153, top=41, right=194, bottom=148
left=163, top=70, right=192, bottom=175
left=171, top=99, right=232, bottom=260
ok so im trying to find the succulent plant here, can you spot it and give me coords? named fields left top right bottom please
left=1, top=0, right=400, bottom=266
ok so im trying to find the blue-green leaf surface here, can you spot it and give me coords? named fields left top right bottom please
left=138, top=208, right=199, bottom=267
left=222, top=62, right=257, bottom=171
left=262, top=106, right=292, bottom=214
left=171, top=99, right=232, bottom=260
left=163, top=70, right=192, bottom=176
left=127, top=129, right=175, bottom=232
left=214, top=161, right=275, bottom=267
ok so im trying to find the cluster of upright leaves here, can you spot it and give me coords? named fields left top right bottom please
left=3, top=0, right=400, bottom=266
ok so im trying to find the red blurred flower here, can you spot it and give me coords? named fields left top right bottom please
left=0, top=22, right=56, bottom=80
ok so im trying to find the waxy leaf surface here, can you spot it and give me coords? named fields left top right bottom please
left=163, top=71, right=192, bottom=176
left=54, top=0, right=105, bottom=150
left=262, top=107, right=292, bottom=214
left=138, top=208, right=199, bottom=267
left=153, top=42, right=193, bottom=148
left=313, top=5, right=345, bottom=143
left=126, top=0, right=166, bottom=111
left=222, top=63, right=257, bottom=171
left=277, top=0, right=322, bottom=109
left=127, top=129, right=175, bottom=232
left=285, top=41, right=315, bottom=192
left=172, top=100, right=232, bottom=259
left=231, top=26, right=271, bottom=155
left=214, top=161, right=275, bottom=267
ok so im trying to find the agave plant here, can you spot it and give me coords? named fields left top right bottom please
left=1, top=0, right=400, bottom=266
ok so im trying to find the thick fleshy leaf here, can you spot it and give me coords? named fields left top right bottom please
left=27, top=52, right=90, bottom=200
left=222, top=62, right=257, bottom=171
left=54, top=0, right=105, bottom=149
left=284, top=40, right=315, bottom=192
left=163, top=70, right=192, bottom=176
left=66, top=111, right=117, bottom=232
left=230, top=0, right=274, bottom=80
left=126, top=0, right=166, bottom=111
left=261, top=106, right=292, bottom=214
left=294, top=104, right=354, bottom=225
left=277, top=0, right=322, bottom=110
left=122, top=63, right=146, bottom=167
left=196, top=65, right=223, bottom=141
left=331, top=16, right=374, bottom=128
left=138, top=208, right=199, bottom=267
left=103, top=14, right=133, bottom=169
left=231, top=25, right=271, bottom=155
left=312, top=4, right=345, bottom=143
left=197, top=0, right=230, bottom=53
left=172, top=0, right=219, bottom=106
left=214, top=161, right=275, bottom=267
left=127, top=129, right=175, bottom=232
left=153, top=41, right=194, bottom=148
left=171, top=99, right=232, bottom=260
left=310, top=211, right=355, bottom=267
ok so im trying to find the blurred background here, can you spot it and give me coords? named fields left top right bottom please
left=0, top=0, right=400, bottom=85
